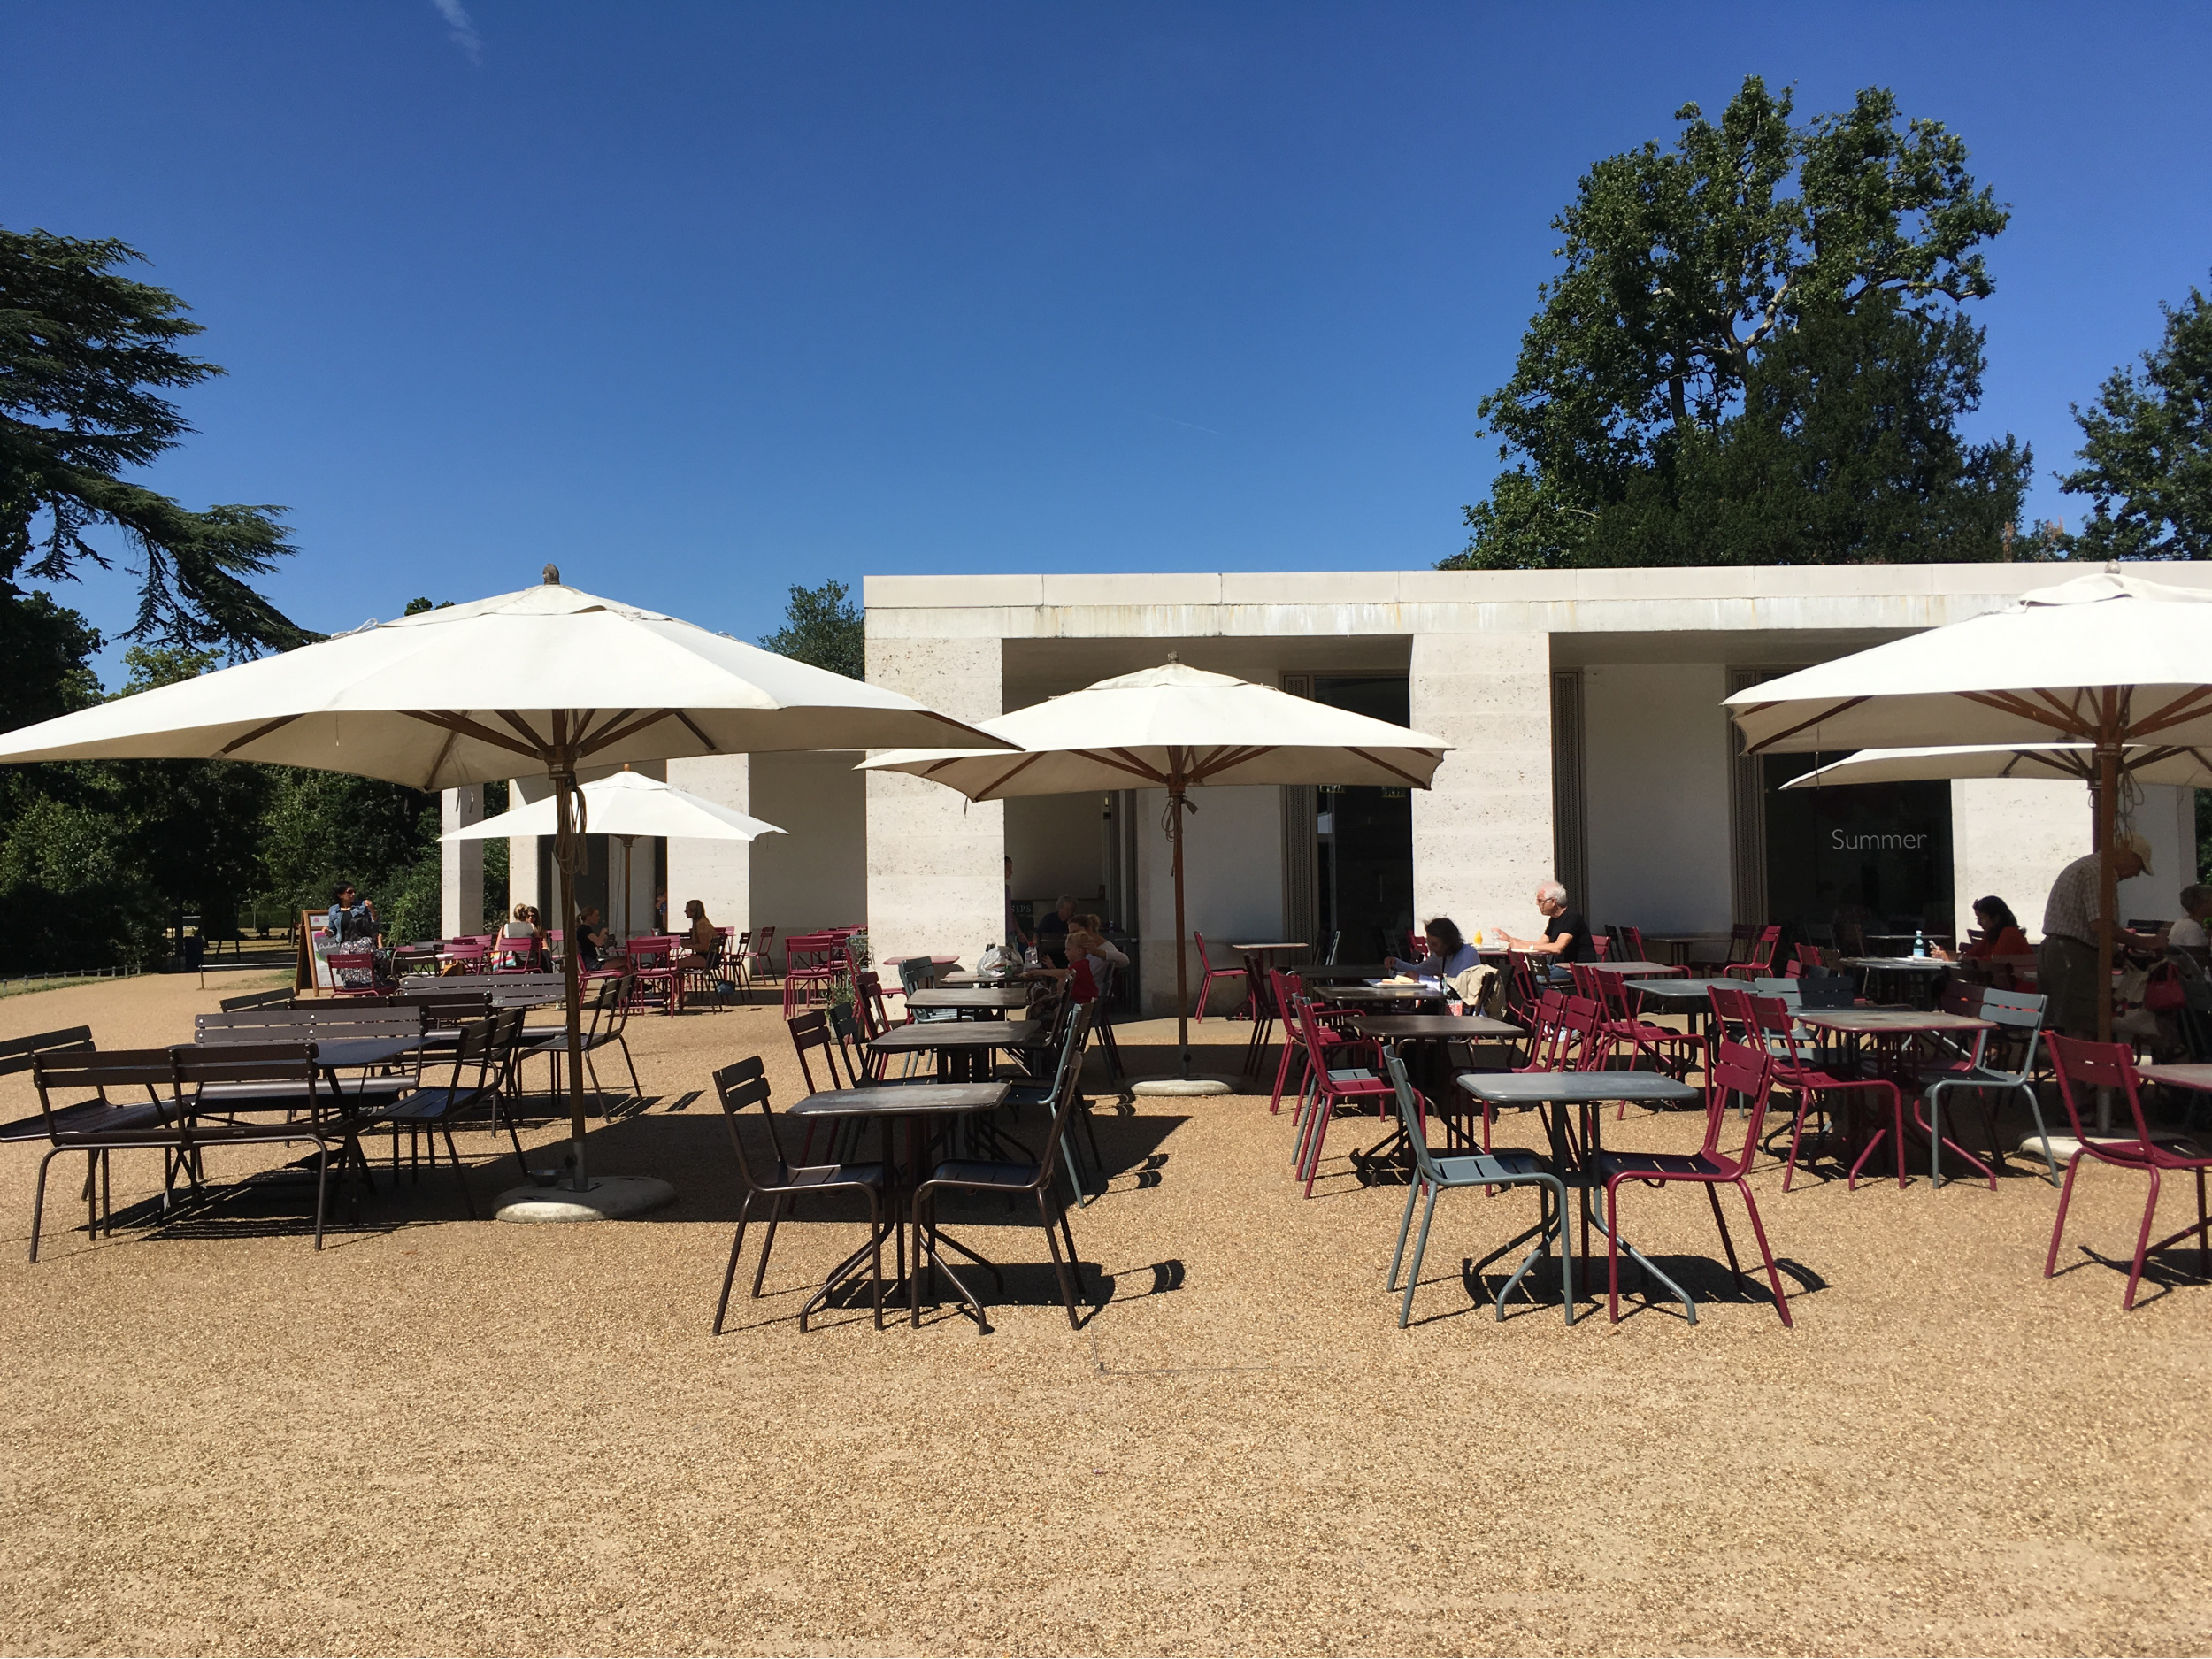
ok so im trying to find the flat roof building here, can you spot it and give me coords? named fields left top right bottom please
left=463, top=562, right=2204, bottom=1014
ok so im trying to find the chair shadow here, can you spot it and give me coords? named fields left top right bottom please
left=1595, top=1249, right=1824, bottom=1325
left=2049, top=1242, right=2211, bottom=1306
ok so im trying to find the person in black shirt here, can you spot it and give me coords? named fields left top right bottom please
left=1034, top=895, right=1077, bottom=967
left=1501, top=879, right=1595, bottom=965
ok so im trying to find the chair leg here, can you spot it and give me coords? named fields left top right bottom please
left=1398, top=1183, right=1440, bottom=1329
left=1605, top=1182, right=1624, bottom=1324
left=753, top=1194, right=787, bottom=1298
left=714, top=1195, right=753, bottom=1333
left=1732, top=1179, right=1793, bottom=1328
left=1388, top=1176, right=1422, bottom=1294
left=1783, top=1087, right=1815, bottom=1192
left=2044, top=1152, right=2086, bottom=1278
left=442, top=1127, right=475, bottom=1218
left=2124, top=1167, right=2162, bottom=1311
left=311, top=1144, right=330, bottom=1250
left=1705, top=1180, right=1745, bottom=1290
left=1037, top=1190, right=1082, bottom=1329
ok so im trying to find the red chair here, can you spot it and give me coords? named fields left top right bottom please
left=1289, top=1000, right=1391, bottom=1197
left=2044, top=1034, right=2212, bottom=1310
left=1573, top=964, right=1703, bottom=1086
left=1719, top=986, right=1906, bottom=1191
left=625, top=936, right=684, bottom=1015
left=1591, top=934, right=1612, bottom=962
left=440, top=939, right=489, bottom=976
left=741, top=926, right=778, bottom=988
left=1594, top=1039, right=1794, bottom=1327
left=1191, top=933, right=1247, bottom=1023
left=1725, top=926, right=1782, bottom=981
left=326, top=950, right=383, bottom=996
left=781, top=932, right=844, bottom=1015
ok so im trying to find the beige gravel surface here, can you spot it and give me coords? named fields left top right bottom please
left=0, top=975, right=2208, bottom=1655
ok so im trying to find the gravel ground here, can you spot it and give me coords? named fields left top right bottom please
left=0, top=974, right=2208, bottom=1656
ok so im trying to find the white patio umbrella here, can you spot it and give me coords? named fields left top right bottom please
left=1779, top=742, right=2212, bottom=792
left=862, top=660, right=1453, bottom=1072
left=0, top=572, right=1008, bottom=1190
left=442, top=765, right=786, bottom=939
left=1727, top=566, right=2212, bottom=1045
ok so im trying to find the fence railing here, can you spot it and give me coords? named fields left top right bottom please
left=1, top=964, right=146, bottom=995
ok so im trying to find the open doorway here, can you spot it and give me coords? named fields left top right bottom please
left=1763, top=757, right=1955, bottom=950
left=1314, top=676, right=1415, bottom=963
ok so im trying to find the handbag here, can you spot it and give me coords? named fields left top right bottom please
left=2145, top=960, right=2186, bottom=1012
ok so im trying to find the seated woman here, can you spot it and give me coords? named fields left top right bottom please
left=572, top=905, right=608, bottom=971
left=1932, top=896, right=2032, bottom=964
left=2167, top=885, right=2212, bottom=950
left=1063, top=916, right=1128, bottom=1003
left=1383, top=916, right=1479, bottom=980
left=677, top=899, right=720, bottom=969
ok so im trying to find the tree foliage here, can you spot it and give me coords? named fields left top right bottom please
left=1, top=226, right=305, bottom=652
left=1446, top=79, right=2030, bottom=571
left=761, top=579, right=865, bottom=680
left=2060, top=280, right=2212, bottom=561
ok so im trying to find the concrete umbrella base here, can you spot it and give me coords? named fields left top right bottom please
left=1129, top=1077, right=1235, bottom=1097
left=494, top=1176, right=676, bottom=1223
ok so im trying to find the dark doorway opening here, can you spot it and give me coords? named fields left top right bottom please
left=1763, top=757, right=1954, bottom=951
left=1315, top=677, right=1415, bottom=963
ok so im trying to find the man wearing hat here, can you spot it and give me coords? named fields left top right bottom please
left=2039, top=831, right=2160, bottom=1038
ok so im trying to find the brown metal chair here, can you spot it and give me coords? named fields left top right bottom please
left=170, top=1043, right=355, bottom=1248
left=367, top=1010, right=526, bottom=1205
left=910, top=1048, right=1090, bottom=1332
left=19, top=1048, right=173, bottom=1261
left=710, top=1056, right=887, bottom=1333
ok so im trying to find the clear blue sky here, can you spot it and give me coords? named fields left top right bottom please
left=8, top=2, right=2208, bottom=674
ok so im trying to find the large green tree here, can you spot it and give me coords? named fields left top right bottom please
left=2059, top=280, right=2212, bottom=561
left=1446, top=79, right=2031, bottom=570
left=1, top=226, right=305, bottom=661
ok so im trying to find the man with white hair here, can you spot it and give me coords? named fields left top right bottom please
left=2039, top=830, right=2160, bottom=1038
left=1499, top=879, right=1594, bottom=965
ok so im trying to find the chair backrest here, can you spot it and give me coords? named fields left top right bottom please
left=194, top=1009, right=312, bottom=1043
left=826, top=1002, right=873, bottom=1079
left=712, top=1055, right=791, bottom=1193
left=897, top=957, right=930, bottom=997
left=1193, top=932, right=1221, bottom=971
left=1748, top=977, right=1801, bottom=1004
left=1565, top=962, right=1604, bottom=1002
left=219, top=987, right=293, bottom=1013
left=753, top=925, right=777, bottom=959
left=1741, top=993, right=1816, bottom=1072
left=173, top=1042, right=322, bottom=1111
left=197, top=1007, right=423, bottom=1044
left=0, top=1025, right=95, bottom=1079
left=1592, top=934, right=1612, bottom=961
left=30, top=1049, right=176, bottom=1131
left=1743, top=926, right=1781, bottom=971
left=423, top=1014, right=500, bottom=1099
left=1938, top=979, right=1986, bottom=1019
left=786, top=1010, right=846, bottom=1094
left=1558, top=995, right=1607, bottom=1070
left=326, top=950, right=380, bottom=994
left=1793, top=941, right=1824, bottom=970
left=2047, top=1033, right=2156, bottom=1148
left=1518, top=989, right=1570, bottom=1070
left=853, top=971, right=893, bottom=1038
left=1384, top=1052, right=1448, bottom=1187
left=1703, top=1039, right=1778, bottom=1171
left=1321, top=930, right=1341, bottom=965
left=1707, top=982, right=1755, bottom=1047
left=1726, top=922, right=1756, bottom=964
left=1038, top=1000, right=1096, bottom=1104
left=1503, top=950, right=1543, bottom=1020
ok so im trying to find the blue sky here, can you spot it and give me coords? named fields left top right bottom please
left=7, top=2, right=2209, bottom=674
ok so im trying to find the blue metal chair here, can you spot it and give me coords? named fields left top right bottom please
left=1384, top=1053, right=1574, bottom=1328
left=1917, top=985, right=2055, bottom=1187
left=1004, top=1003, right=1102, bottom=1204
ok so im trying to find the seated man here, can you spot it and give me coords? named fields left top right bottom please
left=1034, top=895, right=1078, bottom=967
left=1498, top=879, right=1594, bottom=968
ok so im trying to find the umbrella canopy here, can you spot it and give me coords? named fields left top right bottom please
left=863, top=660, right=1454, bottom=1070
left=0, top=573, right=1009, bottom=1189
left=1779, top=742, right=2212, bottom=792
left=1726, top=566, right=2212, bottom=1054
left=441, top=765, right=787, bottom=843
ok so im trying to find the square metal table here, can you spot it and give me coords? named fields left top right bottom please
left=902, top=987, right=1033, bottom=1015
left=1350, top=1013, right=1525, bottom=1158
left=1455, top=1069, right=1706, bottom=1319
left=868, top=1019, right=1040, bottom=1081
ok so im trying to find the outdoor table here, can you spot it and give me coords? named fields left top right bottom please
left=939, top=970, right=1018, bottom=988
left=902, top=987, right=1032, bottom=1015
left=1350, top=1013, right=1523, bottom=1158
left=1624, top=976, right=1739, bottom=1056
left=1454, top=1069, right=1705, bottom=1318
left=1842, top=956, right=1953, bottom=1010
left=1313, top=981, right=1452, bottom=1009
left=1293, top=963, right=1393, bottom=983
left=1584, top=960, right=1678, bottom=978
left=784, top=1081, right=1011, bottom=1326
left=1644, top=933, right=1733, bottom=967
left=1791, top=1006, right=1991, bottom=1081
left=867, top=1019, right=1039, bottom=1082
left=1231, top=942, right=1307, bottom=1021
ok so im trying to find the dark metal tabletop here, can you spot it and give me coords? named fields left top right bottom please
left=2139, top=1064, right=2212, bottom=1092
left=1585, top=960, right=1677, bottom=976
left=1455, top=1070, right=1701, bottom=1105
left=785, top=1081, right=1011, bottom=1118
left=1627, top=978, right=1740, bottom=1006
left=1843, top=956, right=1953, bottom=972
left=1351, top=1014, right=1523, bottom=1040
left=902, top=987, right=1031, bottom=1011
left=1314, top=983, right=1451, bottom=1004
left=1793, top=1008, right=1990, bottom=1034
left=868, top=1020, right=1040, bottom=1052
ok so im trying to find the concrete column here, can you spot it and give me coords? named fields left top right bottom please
left=667, top=756, right=750, bottom=943
left=439, top=785, right=484, bottom=937
left=865, top=637, right=1004, bottom=966
left=1950, top=778, right=2083, bottom=941
left=507, top=774, right=545, bottom=924
left=1409, top=631, right=1555, bottom=939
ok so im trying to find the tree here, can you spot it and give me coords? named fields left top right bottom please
left=1, top=226, right=305, bottom=655
left=1446, top=79, right=2030, bottom=571
left=760, top=579, right=864, bottom=680
left=2060, top=280, right=2212, bottom=561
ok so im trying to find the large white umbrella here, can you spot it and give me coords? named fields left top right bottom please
left=1727, top=566, right=2212, bottom=1045
left=442, top=765, right=786, bottom=940
left=0, top=572, right=1008, bottom=1189
left=862, top=660, right=1453, bottom=1071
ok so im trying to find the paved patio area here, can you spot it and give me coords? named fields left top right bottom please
left=1, top=974, right=2206, bottom=1655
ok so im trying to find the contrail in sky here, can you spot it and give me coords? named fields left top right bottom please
left=432, top=0, right=483, bottom=62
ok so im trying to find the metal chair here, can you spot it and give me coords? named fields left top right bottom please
left=365, top=1012, right=523, bottom=1209
left=168, top=1044, right=357, bottom=1249
left=1592, top=1039, right=1793, bottom=1327
left=1917, top=986, right=2055, bottom=1187
left=2043, top=1034, right=2212, bottom=1310
left=1190, top=932, right=1247, bottom=1023
left=1004, top=1003, right=1101, bottom=1203
left=910, top=1049, right=1090, bottom=1332
left=1383, top=1053, right=1573, bottom=1327
left=1724, top=926, right=1783, bottom=981
left=19, top=1048, right=173, bottom=1261
left=1290, top=999, right=1391, bottom=1197
left=1720, top=986, right=1906, bottom=1191
left=710, top=1056, right=887, bottom=1333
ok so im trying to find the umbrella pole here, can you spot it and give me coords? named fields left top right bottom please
left=2094, top=734, right=2121, bottom=1130
left=1171, top=784, right=1190, bottom=1079
left=552, top=757, right=590, bottom=1189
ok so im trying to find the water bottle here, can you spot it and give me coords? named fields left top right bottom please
left=1913, top=926, right=1927, bottom=959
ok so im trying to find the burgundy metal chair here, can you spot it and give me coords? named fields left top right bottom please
left=1727, top=987, right=1906, bottom=1191
left=1289, top=999, right=1391, bottom=1197
left=1725, top=926, right=1783, bottom=981
left=326, top=949, right=384, bottom=996
left=1190, top=933, right=1247, bottom=1023
left=625, top=935, right=685, bottom=1015
left=781, top=932, right=845, bottom=1015
left=1581, top=966, right=1703, bottom=1085
left=741, top=925, right=778, bottom=989
left=2044, top=1033, right=2212, bottom=1310
left=786, top=1009, right=850, bottom=1096
left=1594, top=1039, right=1793, bottom=1326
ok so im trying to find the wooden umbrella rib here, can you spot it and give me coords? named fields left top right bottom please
left=2126, top=684, right=2212, bottom=739
left=404, top=710, right=545, bottom=760
left=219, top=713, right=303, bottom=755
left=1345, top=747, right=1429, bottom=787
left=492, top=709, right=556, bottom=754
left=577, top=708, right=641, bottom=752
left=1097, top=748, right=1171, bottom=786
left=581, top=709, right=681, bottom=757
left=975, top=750, right=1052, bottom=799
left=672, top=710, right=718, bottom=753
left=1189, top=745, right=1272, bottom=782
left=1744, top=697, right=1868, bottom=754
left=1958, top=690, right=2086, bottom=739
